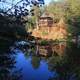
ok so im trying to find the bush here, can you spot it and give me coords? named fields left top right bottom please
left=40, top=40, right=48, bottom=45
left=42, top=31, right=48, bottom=36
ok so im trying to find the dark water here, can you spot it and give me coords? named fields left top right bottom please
left=0, top=40, right=80, bottom=80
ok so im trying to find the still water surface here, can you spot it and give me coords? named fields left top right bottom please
left=0, top=40, right=80, bottom=80
left=15, top=49, right=57, bottom=80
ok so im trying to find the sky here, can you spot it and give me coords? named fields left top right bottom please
left=45, top=0, right=52, bottom=5
left=0, top=0, right=59, bottom=11
left=45, top=0, right=59, bottom=5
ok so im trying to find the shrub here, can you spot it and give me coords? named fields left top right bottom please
left=40, top=40, right=48, bottom=45
left=41, top=31, right=48, bottom=36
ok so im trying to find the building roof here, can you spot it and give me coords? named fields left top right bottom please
left=40, top=12, right=54, bottom=18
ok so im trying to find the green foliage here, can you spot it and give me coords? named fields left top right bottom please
left=0, top=0, right=44, bottom=40
left=15, top=26, right=26, bottom=36
left=67, top=25, right=74, bottom=34
left=41, top=31, right=48, bottom=35
left=25, top=16, right=36, bottom=31
left=40, top=40, right=49, bottom=45
left=44, top=0, right=80, bottom=36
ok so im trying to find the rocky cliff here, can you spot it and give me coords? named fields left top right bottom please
left=32, top=18, right=68, bottom=40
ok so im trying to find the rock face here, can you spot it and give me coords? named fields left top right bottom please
left=32, top=18, right=68, bottom=40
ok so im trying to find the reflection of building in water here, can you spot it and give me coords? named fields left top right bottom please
left=36, top=42, right=67, bottom=56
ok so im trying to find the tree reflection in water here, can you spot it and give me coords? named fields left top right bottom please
left=47, top=42, right=80, bottom=80
left=5, top=39, right=79, bottom=80
left=31, top=56, right=41, bottom=69
left=0, top=40, right=22, bottom=80
left=25, top=40, right=80, bottom=80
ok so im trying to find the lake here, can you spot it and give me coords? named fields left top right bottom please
left=0, top=40, right=80, bottom=80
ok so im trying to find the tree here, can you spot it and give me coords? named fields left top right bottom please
left=0, top=0, right=44, bottom=39
left=44, top=0, right=80, bottom=36
left=30, top=3, right=42, bottom=29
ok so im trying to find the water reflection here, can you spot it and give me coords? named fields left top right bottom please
left=35, top=41, right=67, bottom=57
left=0, top=40, right=22, bottom=80
left=0, top=39, right=80, bottom=80
left=31, top=56, right=41, bottom=69
left=15, top=50, right=57, bottom=80
left=46, top=42, right=80, bottom=80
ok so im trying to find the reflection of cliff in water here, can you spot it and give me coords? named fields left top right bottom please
left=0, top=40, right=22, bottom=80
left=35, top=41, right=67, bottom=57
left=1, top=39, right=79, bottom=80
left=47, top=42, right=80, bottom=80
